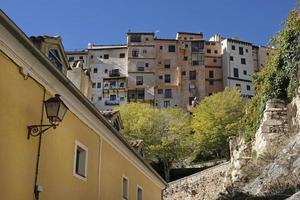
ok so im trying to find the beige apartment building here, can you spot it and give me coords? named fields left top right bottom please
left=66, top=32, right=275, bottom=111
left=66, top=32, right=224, bottom=110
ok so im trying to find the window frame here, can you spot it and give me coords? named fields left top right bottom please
left=73, top=140, right=88, bottom=181
left=122, top=176, right=129, bottom=200
left=137, top=185, right=143, bottom=200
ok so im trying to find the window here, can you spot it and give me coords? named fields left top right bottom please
left=132, top=49, right=139, bottom=57
left=145, top=37, right=149, bottom=41
left=119, top=82, right=125, bottom=88
left=192, top=54, right=204, bottom=65
left=143, top=49, right=147, bottom=54
left=214, top=50, right=218, bottom=54
left=232, top=45, right=236, bottom=50
left=136, top=76, right=143, bottom=85
left=243, top=70, right=247, bottom=75
left=137, top=90, right=145, bottom=99
left=120, top=53, right=125, bottom=58
left=239, top=47, right=244, bottom=55
left=241, top=58, right=246, bottom=64
left=209, top=70, right=214, bottom=78
left=164, top=59, right=171, bottom=68
left=192, top=41, right=204, bottom=52
left=104, top=69, right=108, bottom=73
left=266, top=52, right=269, bottom=56
left=164, top=101, right=170, bottom=108
left=92, top=82, right=96, bottom=88
left=104, top=54, right=109, bottom=59
left=122, top=177, right=129, bottom=200
left=247, top=85, right=251, bottom=91
left=164, top=74, right=171, bottom=83
left=74, top=141, right=88, bottom=179
left=185, top=44, right=188, bottom=48
left=160, top=46, right=163, bottom=50
left=209, top=80, right=214, bottom=85
left=246, top=49, right=249, bottom=53
left=207, top=49, right=211, bottom=54
left=213, top=59, right=217, bottom=63
left=79, top=56, right=83, bottom=60
left=130, top=35, right=141, bottom=42
left=68, top=56, right=74, bottom=62
left=189, top=71, right=196, bottom=80
left=137, top=187, right=143, bottom=200
left=182, top=71, right=186, bottom=75
left=184, top=56, right=188, bottom=61
left=234, top=68, right=239, bottom=77
left=236, top=84, right=241, bottom=88
left=98, top=96, right=102, bottom=101
left=230, top=56, right=234, bottom=61
left=110, top=95, right=117, bottom=101
left=137, top=67, right=144, bottom=71
left=48, top=49, right=63, bottom=71
left=159, top=75, right=163, bottom=79
left=168, top=45, right=176, bottom=52
left=93, top=68, right=98, bottom=73
left=145, top=63, right=149, bottom=67
left=157, top=89, right=163, bottom=94
left=120, top=97, right=125, bottom=101
left=97, top=82, right=101, bottom=88
left=165, top=89, right=172, bottom=98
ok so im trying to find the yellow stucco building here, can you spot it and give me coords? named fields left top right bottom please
left=0, top=10, right=166, bottom=200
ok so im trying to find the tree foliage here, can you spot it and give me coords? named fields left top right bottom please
left=118, top=103, right=192, bottom=181
left=244, top=8, right=300, bottom=141
left=191, top=88, right=246, bottom=158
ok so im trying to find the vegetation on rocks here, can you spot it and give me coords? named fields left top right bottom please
left=244, top=8, right=300, bottom=141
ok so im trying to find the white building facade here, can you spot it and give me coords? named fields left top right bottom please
left=221, top=38, right=255, bottom=97
left=87, top=44, right=128, bottom=111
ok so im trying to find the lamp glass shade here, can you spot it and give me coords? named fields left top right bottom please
left=44, top=95, right=67, bottom=124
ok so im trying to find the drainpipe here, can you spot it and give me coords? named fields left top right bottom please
left=33, top=88, right=46, bottom=200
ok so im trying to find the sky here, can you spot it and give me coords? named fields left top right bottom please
left=0, top=0, right=297, bottom=50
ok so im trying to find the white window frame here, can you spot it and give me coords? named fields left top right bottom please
left=122, top=175, right=129, bottom=200
left=73, top=140, right=88, bottom=181
left=137, top=185, right=143, bottom=200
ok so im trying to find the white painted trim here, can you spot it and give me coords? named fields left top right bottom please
left=122, top=175, right=129, bottom=200
left=73, top=140, right=88, bottom=181
left=0, top=22, right=166, bottom=189
left=137, top=185, right=143, bottom=200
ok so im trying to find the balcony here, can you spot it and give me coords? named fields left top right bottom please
left=105, top=100, right=120, bottom=105
left=109, top=69, right=120, bottom=77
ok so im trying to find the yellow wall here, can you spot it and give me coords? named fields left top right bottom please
left=0, top=50, right=162, bottom=200
left=100, top=140, right=162, bottom=200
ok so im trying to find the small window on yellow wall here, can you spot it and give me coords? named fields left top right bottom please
left=73, top=141, right=88, bottom=180
left=137, top=186, right=143, bottom=200
left=122, top=176, right=129, bottom=200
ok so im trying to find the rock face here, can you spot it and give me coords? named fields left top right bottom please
left=254, top=99, right=289, bottom=157
left=163, top=162, right=229, bottom=200
left=223, top=97, right=300, bottom=199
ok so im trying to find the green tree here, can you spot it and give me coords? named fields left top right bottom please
left=191, top=88, right=246, bottom=159
left=118, top=103, right=191, bottom=181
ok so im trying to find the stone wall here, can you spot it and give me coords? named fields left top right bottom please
left=163, top=162, right=229, bottom=200
left=254, top=99, right=289, bottom=157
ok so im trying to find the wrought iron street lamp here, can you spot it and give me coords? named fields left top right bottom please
left=27, top=94, right=68, bottom=139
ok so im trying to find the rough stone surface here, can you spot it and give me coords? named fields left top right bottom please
left=163, top=162, right=229, bottom=200
left=286, top=191, right=300, bottom=200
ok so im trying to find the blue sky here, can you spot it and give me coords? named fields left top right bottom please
left=1, top=0, right=296, bottom=50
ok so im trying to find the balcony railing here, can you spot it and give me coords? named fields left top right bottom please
left=105, top=100, right=120, bottom=105
left=103, top=85, right=126, bottom=90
